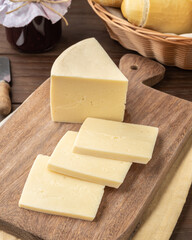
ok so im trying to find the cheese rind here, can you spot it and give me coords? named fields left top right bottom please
left=50, top=38, right=128, bottom=123
left=73, top=118, right=159, bottom=164
left=19, top=155, right=104, bottom=221
left=48, top=131, right=132, bottom=188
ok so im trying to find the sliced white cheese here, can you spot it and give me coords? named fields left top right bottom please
left=19, top=155, right=104, bottom=221
left=48, top=131, right=132, bottom=188
left=73, top=118, right=158, bottom=164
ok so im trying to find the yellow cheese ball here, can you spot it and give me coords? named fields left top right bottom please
left=121, top=0, right=192, bottom=34
left=94, top=0, right=122, bottom=8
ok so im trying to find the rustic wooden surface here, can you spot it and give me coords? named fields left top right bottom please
left=0, top=52, right=190, bottom=239
left=0, top=0, right=191, bottom=239
left=0, top=56, right=192, bottom=239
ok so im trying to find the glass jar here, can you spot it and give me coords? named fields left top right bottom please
left=5, top=16, right=62, bottom=53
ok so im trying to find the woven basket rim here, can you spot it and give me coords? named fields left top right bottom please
left=88, top=0, right=192, bottom=46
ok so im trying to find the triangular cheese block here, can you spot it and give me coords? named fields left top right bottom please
left=51, top=38, right=128, bottom=123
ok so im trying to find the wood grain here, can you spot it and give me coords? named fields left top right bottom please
left=0, top=0, right=191, bottom=238
left=0, top=54, right=192, bottom=240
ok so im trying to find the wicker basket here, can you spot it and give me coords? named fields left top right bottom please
left=88, top=0, right=192, bottom=70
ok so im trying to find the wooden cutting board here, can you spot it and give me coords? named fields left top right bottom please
left=0, top=54, right=192, bottom=240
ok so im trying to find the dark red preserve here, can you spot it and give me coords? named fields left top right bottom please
left=5, top=17, right=61, bottom=53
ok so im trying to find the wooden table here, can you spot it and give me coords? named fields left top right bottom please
left=0, top=0, right=191, bottom=239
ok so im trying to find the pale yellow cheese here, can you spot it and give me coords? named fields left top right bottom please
left=6, top=137, right=192, bottom=240
left=19, top=155, right=104, bottom=221
left=73, top=118, right=158, bottom=164
left=48, top=131, right=132, bottom=188
left=50, top=38, right=128, bottom=123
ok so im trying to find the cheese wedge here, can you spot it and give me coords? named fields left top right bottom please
left=73, top=118, right=159, bottom=164
left=50, top=38, right=128, bottom=123
left=48, top=131, right=132, bottom=188
left=19, top=155, right=104, bottom=221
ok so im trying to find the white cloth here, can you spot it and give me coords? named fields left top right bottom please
left=0, top=0, right=71, bottom=28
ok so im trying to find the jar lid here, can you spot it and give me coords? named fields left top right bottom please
left=0, top=0, right=71, bottom=28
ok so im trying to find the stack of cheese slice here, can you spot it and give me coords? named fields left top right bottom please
left=19, top=118, right=158, bottom=221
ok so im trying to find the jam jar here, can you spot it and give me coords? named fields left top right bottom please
left=5, top=16, right=62, bottom=53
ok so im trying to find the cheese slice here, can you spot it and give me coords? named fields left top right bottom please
left=48, top=131, right=132, bottom=188
left=50, top=38, right=128, bottom=123
left=19, top=155, right=104, bottom=221
left=73, top=118, right=159, bottom=164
